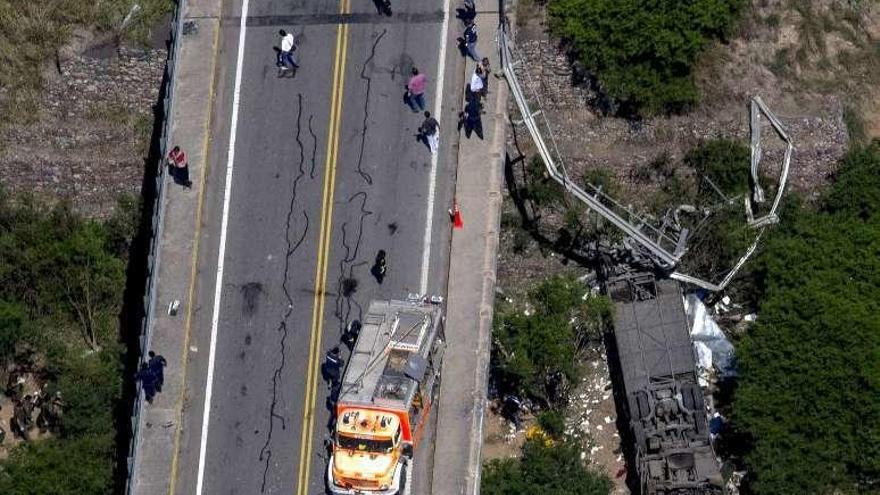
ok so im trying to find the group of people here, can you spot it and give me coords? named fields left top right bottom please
left=409, top=0, right=493, bottom=154
left=0, top=382, right=64, bottom=444
left=135, top=351, right=167, bottom=403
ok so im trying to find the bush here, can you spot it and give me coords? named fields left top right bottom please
left=537, top=410, right=565, bottom=439
left=0, top=300, right=25, bottom=360
left=684, top=139, right=751, bottom=198
left=0, top=436, right=115, bottom=495
left=548, top=0, right=744, bottom=115
left=492, top=276, right=611, bottom=407
left=482, top=436, right=612, bottom=495
left=524, top=156, right=563, bottom=209
left=732, top=141, right=880, bottom=494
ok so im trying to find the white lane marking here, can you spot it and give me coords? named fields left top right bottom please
left=194, top=0, right=249, bottom=493
left=419, top=0, right=451, bottom=295
left=402, top=461, right=413, bottom=495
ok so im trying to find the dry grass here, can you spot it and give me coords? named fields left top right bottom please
left=0, top=0, right=172, bottom=126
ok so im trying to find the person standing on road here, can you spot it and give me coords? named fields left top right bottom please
left=419, top=111, right=440, bottom=154
left=323, top=347, right=344, bottom=393
left=167, top=145, right=192, bottom=188
left=462, top=20, right=480, bottom=61
left=147, top=351, right=167, bottom=393
left=278, top=29, right=299, bottom=70
left=406, top=67, right=428, bottom=113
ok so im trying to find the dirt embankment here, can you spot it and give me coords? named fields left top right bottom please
left=0, top=30, right=167, bottom=219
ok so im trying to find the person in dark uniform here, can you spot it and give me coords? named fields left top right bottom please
left=136, top=362, right=158, bottom=403
left=148, top=351, right=168, bottom=393
left=322, top=347, right=344, bottom=392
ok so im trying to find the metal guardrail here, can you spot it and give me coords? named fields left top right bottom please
left=124, top=2, right=185, bottom=493
left=498, top=21, right=687, bottom=270
left=498, top=20, right=793, bottom=292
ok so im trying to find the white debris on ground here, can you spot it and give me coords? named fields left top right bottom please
left=684, top=294, right=738, bottom=386
left=568, top=346, right=630, bottom=494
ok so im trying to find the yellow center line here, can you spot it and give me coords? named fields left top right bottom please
left=297, top=0, right=350, bottom=492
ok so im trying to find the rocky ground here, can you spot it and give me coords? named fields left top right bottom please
left=0, top=40, right=166, bottom=219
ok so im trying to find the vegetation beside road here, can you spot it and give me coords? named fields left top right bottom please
left=0, top=193, right=139, bottom=494
left=547, top=0, right=744, bottom=115
left=485, top=276, right=613, bottom=494
left=482, top=434, right=611, bottom=495
left=491, top=275, right=612, bottom=410
left=731, top=141, right=880, bottom=495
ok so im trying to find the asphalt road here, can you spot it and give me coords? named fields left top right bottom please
left=171, top=0, right=462, bottom=493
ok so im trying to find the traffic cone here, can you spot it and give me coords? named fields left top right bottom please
left=449, top=201, right=463, bottom=229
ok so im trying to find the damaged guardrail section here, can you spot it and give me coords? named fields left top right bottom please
left=498, top=21, right=793, bottom=292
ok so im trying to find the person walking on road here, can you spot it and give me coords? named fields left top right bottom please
left=147, top=351, right=167, bottom=393
left=167, top=145, right=192, bottom=188
left=406, top=67, right=428, bottom=113
left=136, top=363, right=158, bottom=403
left=419, top=111, right=440, bottom=154
left=461, top=20, right=480, bottom=61
left=278, top=29, right=299, bottom=70
left=480, top=57, right=491, bottom=93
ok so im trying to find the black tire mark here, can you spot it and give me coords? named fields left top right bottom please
left=354, top=29, right=388, bottom=186
left=259, top=93, right=313, bottom=492
left=334, top=192, right=373, bottom=336
left=308, top=114, right=318, bottom=179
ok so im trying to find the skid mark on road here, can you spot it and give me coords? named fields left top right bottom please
left=354, top=28, right=388, bottom=186
left=308, top=115, right=318, bottom=179
left=258, top=93, right=313, bottom=492
left=333, top=192, right=374, bottom=342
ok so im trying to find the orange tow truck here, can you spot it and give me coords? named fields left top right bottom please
left=327, top=298, right=445, bottom=495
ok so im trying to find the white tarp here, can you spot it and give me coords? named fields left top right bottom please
left=684, top=294, right=737, bottom=380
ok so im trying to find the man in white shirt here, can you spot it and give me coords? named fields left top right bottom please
left=278, top=29, right=298, bottom=69
left=468, top=65, right=485, bottom=103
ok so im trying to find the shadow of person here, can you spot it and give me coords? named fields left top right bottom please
left=455, top=37, right=468, bottom=57
left=455, top=6, right=476, bottom=22
left=415, top=132, right=432, bottom=153
left=272, top=46, right=298, bottom=78
left=372, top=0, right=392, bottom=16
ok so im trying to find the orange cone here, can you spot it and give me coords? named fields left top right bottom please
left=449, top=201, right=464, bottom=229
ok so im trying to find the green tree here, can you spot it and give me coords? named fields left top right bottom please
left=0, top=299, right=25, bottom=359
left=492, top=276, right=611, bottom=407
left=482, top=436, right=612, bottom=495
left=0, top=195, right=132, bottom=494
left=548, top=0, right=744, bottom=115
left=684, top=138, right=751, bottom=198
left=732, top=141, right=880, bottom=494
left=0, top=436, right=114, bottom=495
